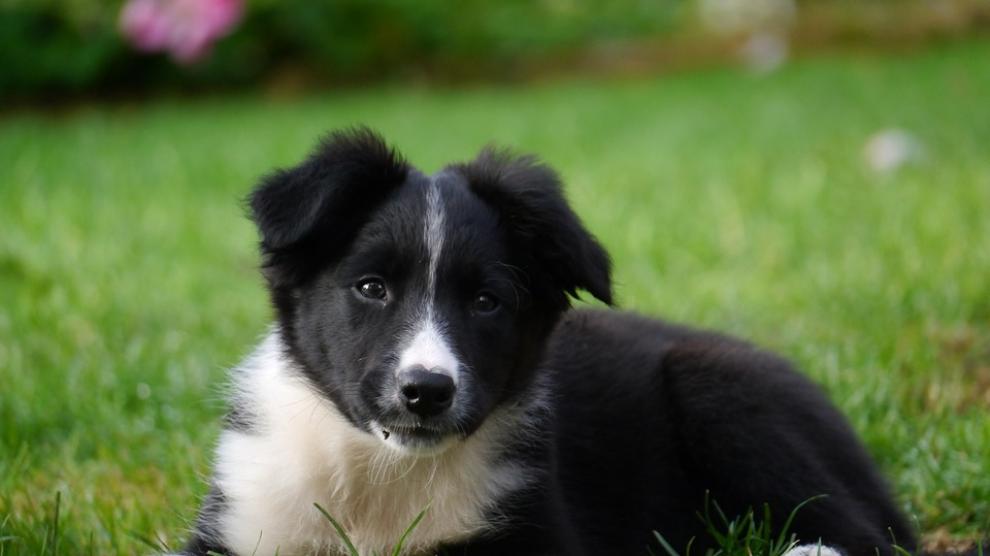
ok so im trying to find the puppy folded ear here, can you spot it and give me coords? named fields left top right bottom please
left=453, top=148, right=613, bottom=308
left=249, top=127, right=408, bottom=286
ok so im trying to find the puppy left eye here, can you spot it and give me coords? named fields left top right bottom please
left=472, top=292, right=500, bottom=314
left=357, top=278, right=387, bottom=300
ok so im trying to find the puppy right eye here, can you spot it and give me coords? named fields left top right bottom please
left=357, top=278, right=387, bottom=300
left=471, top=291, right=500, bottom=314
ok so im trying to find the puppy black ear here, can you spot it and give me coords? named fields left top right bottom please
left=453, top=148, right=613, bottom=307
left=249, top=128, right=408, bottom=287
left=250, top=127, right=407, bottom=252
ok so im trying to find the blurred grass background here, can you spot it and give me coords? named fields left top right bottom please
left=1, top=0, right=989, bottom=554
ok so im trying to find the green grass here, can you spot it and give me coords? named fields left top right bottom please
left=651, top=494, right=827, bottom=556
left=2, top=38, right=989, bottom=554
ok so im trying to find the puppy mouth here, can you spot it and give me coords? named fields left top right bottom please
left=372, top=419, right=461, bottom=452
left=380, top=423, right=449, bottom=441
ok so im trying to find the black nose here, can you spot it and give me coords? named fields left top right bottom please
left=398, top=367, right=455, bottom=418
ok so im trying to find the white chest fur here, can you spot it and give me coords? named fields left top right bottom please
left=209, top=333, right=531, bottom=556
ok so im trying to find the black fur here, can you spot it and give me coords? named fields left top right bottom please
left=249, top=127, right=410, bottom=363
left=453, top=147, right=613, bottom=309
left=183, top=129, right=917, bottom=556
left=184, top=485, right=234, bottom=555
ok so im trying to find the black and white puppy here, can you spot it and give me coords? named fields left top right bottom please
left=180, top=128, right=915, bottom=556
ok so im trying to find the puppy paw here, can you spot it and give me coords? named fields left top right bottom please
left=783, top=544, right=844, bottom=556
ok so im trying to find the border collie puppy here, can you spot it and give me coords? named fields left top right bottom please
left=180, top=128, right=915, bottom=556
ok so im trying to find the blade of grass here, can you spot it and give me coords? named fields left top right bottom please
left=390, top=505, right=429, bottom=556
left=652, top=531, right=682, bottom=556
left=775, top=495, right=826, bottom=549
left=314, top=503, right=360, bottom=556
left=129, top=530, right=170, bottom=553
left=46, top=491, right=61, bottom=556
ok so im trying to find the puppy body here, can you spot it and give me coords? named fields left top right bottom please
left=181, top=129, right=914, bottom=556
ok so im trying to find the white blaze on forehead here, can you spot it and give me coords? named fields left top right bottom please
left=397, top=178, right=460, bottom=381
left=424, top=177, right=445, bottom=301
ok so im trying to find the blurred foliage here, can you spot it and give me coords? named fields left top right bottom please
left=1, top=0, right=987, bottom=100
left=0, top=0, right=682, bottom=99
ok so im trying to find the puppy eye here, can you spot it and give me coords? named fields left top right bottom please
left=472, top=292, right=499, bottom=314
left=357, top=278, right=387, bottom=300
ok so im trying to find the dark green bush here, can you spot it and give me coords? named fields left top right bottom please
left=0, top=0, right=682, bottom=99
left=3, top=0, right=981, bottom=100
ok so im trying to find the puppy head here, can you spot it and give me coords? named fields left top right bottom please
left=250, top=128, right=611, bottom=454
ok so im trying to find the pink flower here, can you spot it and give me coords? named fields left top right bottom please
left=119, top=0, right=243, bottom=64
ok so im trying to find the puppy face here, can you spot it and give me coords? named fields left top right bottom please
left=250, top=129, right=611, bottom=454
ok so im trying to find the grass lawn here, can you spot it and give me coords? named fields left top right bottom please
left=1, top=38, right=988, bottom=555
